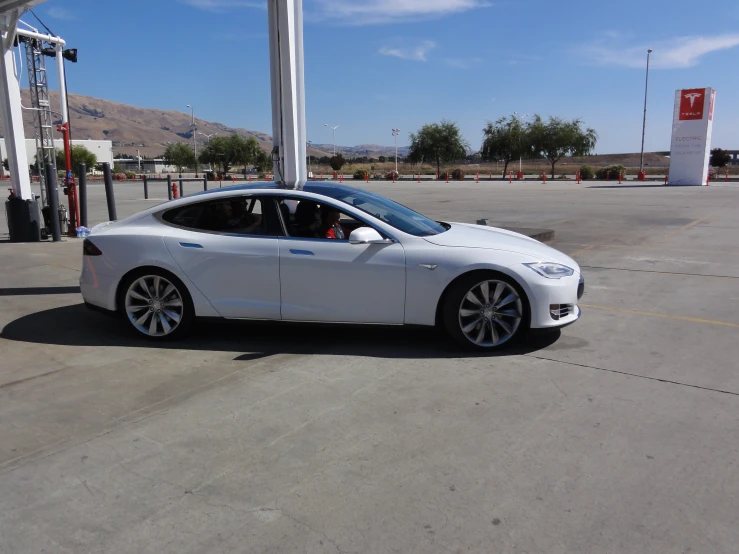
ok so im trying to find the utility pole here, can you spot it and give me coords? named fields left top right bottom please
left=307, top=140, right=312, bottom=176
left=639, top=49, right=653, bottom=177
left=187, top=104, right=198, bottom=176
left=137, top=148, right=141, bottom=171
left=392, top=128, right=400, bottom=175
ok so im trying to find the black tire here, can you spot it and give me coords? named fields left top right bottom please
left=442, top=271, right=530, bottom=351
left=117, top=268, right=195, bottom=340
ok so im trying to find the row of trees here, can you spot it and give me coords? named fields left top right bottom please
left=408, top=117, right=598, bottom=178
left=163, top=134, right=272, bottom=174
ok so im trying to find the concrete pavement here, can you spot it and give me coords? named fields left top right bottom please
left=1, top=179, right=739, bottom=553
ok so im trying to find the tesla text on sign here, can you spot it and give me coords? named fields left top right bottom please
left=668, top=88, right=715, bottom=186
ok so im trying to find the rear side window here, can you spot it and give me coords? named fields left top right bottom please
left=161, top=196, right=283, bottom=236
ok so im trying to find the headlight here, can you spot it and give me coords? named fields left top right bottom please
left=523, top=262, right=575, bottom=279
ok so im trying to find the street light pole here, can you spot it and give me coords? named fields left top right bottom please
left=187, top=104, right=198, bottom=176
left=512, top=111, right=529, bottom=174
left=307, top=140, right=313, bottom=176
left=137, top=149, right=141, bottom=172
left=639, top=49, right=653, bottom=176
left=392, top=128, right=400, bottom=175
left=324, top=124, right=339, bottom=155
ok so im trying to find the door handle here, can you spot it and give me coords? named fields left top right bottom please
left=290, top=249, right=314, bottom=256
left=179, top=242, right=203, bottom=249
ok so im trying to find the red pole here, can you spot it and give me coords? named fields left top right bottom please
left=618, top=171, right=622, bottom=184
left=542, top=172, right=547, bottom=184
left=56, top=123, right=79, bottom=236
left=726, top=170, right=729, bottom=182
left=576, top=171, right=581, bottom=184
left=509, top=171, right=512, bottom=183
left=476, top=172, right=479, bottom=183
left=392, top=172, right=395, bottom=183
left=446, top=172, right=449, bottom=183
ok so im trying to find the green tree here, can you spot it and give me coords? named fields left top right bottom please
left=329, top=155, right=346, bottom=171
left=480, top=116, right=529, bottom=178
left=528, top=116, right=597, bottom=178
left=408, top=120, right=469, bottom=176
left=710, top=148, right=731, bottom=168
left=199, top=134, right=260, bottom=175
left=378, top=155, right=387, bottom=163
left=55, top=146, right=98, bottom=177
left=163, top=143, right=196, bottom=174
left=254, top=149, right=272, bottom=173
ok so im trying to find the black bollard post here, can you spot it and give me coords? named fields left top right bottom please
left=45, top=165, right=62, bottom=242
left=167, top=175, right=173, bottom=201
left=143, top=176, right=149, bottom=200
left=102, top=162, right=118, bottom=221
left=78, top=163, right=88, bottom=228
left=203, top=176, right=207, bottom=191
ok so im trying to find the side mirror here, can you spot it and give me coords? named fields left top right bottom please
left=349, top=227, right=394, bottom=245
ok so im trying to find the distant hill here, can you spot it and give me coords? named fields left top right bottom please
left=0, top=90, right=274, bottom=158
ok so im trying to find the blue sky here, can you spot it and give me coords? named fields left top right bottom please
left=32, top=0, right=739, bottom=153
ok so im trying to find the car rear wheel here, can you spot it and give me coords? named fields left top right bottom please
left=119, top=270, right=193, bottom=340
left=442, top=272, right=529, bottom=351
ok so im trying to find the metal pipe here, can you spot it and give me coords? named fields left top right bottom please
left=203, top=176, right=208, bottom=191
left=45, top=164, right=61, bottom=241
left=143, top=175, right=149, bottom=199
left=78, top=163, right=87, bottom=227
left=102, top=162, right=117, bottom=221
left=167, top=175, right=173, bottom=201
left=639, top=49, right=653, bottom=175
left=15, top=28, right=66, bottom=47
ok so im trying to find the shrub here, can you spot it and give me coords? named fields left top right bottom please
left=386, top=170, right=400, bottom=181
left=579, top=165, right=595, bottom=180
left=353, top=169, right=369, bottom=180
left=596, top=165, right=626, bottom=180
left=450, top=168, right=465, bottom=181
left=124, top=170, right=136, bottom=179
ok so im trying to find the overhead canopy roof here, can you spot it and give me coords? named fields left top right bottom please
left=0, top=0, right=44, bottom=14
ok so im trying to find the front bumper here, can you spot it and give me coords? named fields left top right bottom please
left=523, top=271, right=583, bottom=329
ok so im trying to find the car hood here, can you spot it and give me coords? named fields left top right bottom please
left=424, top=223, right=578, bottom=268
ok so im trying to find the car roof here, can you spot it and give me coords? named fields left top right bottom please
left=190, top=181, right=365, bottom=198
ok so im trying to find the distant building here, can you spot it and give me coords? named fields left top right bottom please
left=726, top=150, right=739, bottom=166
left=0, top=139, right=113, bottom=175
left=113, top=158, right=176, bottom=174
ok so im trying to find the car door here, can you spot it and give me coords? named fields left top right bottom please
left=275, top=197, right=406, bottom=324
left=161, top=195, right=283, bottom=319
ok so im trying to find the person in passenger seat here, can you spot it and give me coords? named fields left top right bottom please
left=321, top=205, right=346, bottom=240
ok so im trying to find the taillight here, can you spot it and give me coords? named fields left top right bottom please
left=83, top=239, right=103, bottom=256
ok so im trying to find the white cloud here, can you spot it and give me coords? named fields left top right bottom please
left=313, top=0, right=490, bottom=25
left=181, top=0, right=264, bottom=11
left=379, top=40, right=435, bottom=61
left=586, top=34, right=739, bottom=69
left=47, top=7, right=73, bottom=20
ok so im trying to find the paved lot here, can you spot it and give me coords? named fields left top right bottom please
left=1, top=179, right=739, bottom=553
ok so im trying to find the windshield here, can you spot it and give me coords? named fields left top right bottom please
left=308, top=185, right=448, bottom=237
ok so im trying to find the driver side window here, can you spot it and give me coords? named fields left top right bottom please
left=277, top=198, right=367, bottom=241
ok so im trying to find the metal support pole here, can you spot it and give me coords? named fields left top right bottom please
left=203, top=176, right=208, bottom=191
left=639, top=49, right=653, bottom=175
left=143, top=176, right=148, bottom=199
left=268, top=0, right=308, bottom=190
left=78, top=163, right=87, bottom=228
left=167, top=175, right=173, bottom=201
left=45, top=164, right=61, bottom=242
left=102, top=162, right=117, bottom=221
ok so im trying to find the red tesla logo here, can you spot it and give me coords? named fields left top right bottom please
left=679, top=89, right=705, bottom=120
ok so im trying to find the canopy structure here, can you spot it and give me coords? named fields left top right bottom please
left=0, top=0, right=46, bottom=200
left=1, top=0, right=308, bottom=201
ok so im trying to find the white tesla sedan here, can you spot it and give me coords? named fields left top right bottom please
left=80, top=182, right=583, bottom=350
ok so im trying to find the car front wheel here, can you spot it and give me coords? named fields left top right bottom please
left=443, top=272, right=529, bottom=351
left=119, top=270, right=193, bottom=340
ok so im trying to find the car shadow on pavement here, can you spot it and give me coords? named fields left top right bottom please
left=1, top=303, right=561, bottom=359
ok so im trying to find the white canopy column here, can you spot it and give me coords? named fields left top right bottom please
left=267, top=0, right=307, bottom=190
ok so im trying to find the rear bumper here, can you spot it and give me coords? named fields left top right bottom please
left=79, top=260, right=119, bottom=312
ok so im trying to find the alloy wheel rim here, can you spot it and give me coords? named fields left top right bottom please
left=125, top=275, right=184, bottom=337
left=458, top=279, right=523, bottom=347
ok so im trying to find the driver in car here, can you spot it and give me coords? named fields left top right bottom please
left=320, top=205, right=346, bottom=240
left=207, top=201, right=262, bottom=233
